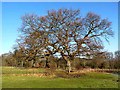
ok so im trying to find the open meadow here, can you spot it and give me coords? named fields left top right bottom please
left=2, top=66, right=119, bottom=88
left=1, top=2, right=120, bottom=89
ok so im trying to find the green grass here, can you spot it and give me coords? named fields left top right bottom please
left=2, top=66, right=119, bottom=88
left=2, top=66, right=46, bottom=74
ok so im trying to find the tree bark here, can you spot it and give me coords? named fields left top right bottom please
left=67, top=60, right=71, bottom=73
left=45, top=57, right=49, bottom=68
left=21, top=61, right=23, bottom=67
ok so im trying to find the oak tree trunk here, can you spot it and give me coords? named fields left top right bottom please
left=67, top=60, right=72, bottom=74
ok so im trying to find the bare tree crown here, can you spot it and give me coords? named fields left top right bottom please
left=17, top=9, right=113, bottom=61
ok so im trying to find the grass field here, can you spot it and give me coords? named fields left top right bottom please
left=2, top=66, right=119, bottom=88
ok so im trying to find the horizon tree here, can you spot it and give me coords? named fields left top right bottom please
left=114, top=50, right=120, bottom=69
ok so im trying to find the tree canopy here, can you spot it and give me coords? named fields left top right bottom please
left=15, top=9, right=113, bottom=72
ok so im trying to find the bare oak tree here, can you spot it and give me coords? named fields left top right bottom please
left=17, top=9, right=113, bottom=73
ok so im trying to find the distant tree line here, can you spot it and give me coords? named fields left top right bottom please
left=1, top=50, right=120, bottom=69
left=1, top=9, right=119, bottom=73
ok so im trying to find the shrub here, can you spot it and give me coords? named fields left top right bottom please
left=75, top=64, right=83, bottom=70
